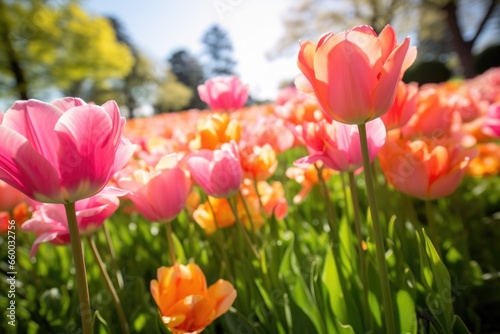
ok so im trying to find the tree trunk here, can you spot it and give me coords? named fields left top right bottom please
left=0, top=1, right=29, bottom=100
left=443, top=0, right=476, bottom=78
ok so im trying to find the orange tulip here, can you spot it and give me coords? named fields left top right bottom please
left=150, top=263, right=237, bottom=334
left=0, top=180, right=26, bottom=211
left=193, top=197, right=235, bottom=234
left=240, top=144, right=278, bottom=181
left=381, top=81, right=418, bottom=130
left=467, top=143, right=500, bottom=177
left=379, top=133, right=477, bottom=199
left=190, top=113, right=241, bottom=150
left=286, top=163, right=335, bottom=204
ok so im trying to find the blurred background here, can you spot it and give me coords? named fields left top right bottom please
left=0, top=0, right=499, bottom=117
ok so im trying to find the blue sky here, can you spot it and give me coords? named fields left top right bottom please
left=83, top=0, right=298, bottom=101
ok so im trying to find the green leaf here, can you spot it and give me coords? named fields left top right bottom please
left=93, top=310, right=111, bottom=334
left=452, top=315, right=471, bottom=334
left=280, top=239, right=325, bottom=334
left=395, top=290, right=417, bottom=334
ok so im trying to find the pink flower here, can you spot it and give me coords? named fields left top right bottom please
left=0, top=98, right=134, bottom=204
left=295, top=118, right=386, bottom=172
left=297, top=25, right=416, bottom=124
left=198, top=76, right=249, bottom=111
left=483, top=103, right=500, bottom=138
left=117, top=154, right=191, bottom=223
left=187, top=140, right=243, bottom=198
left=21, top=191, right=121, bottom=257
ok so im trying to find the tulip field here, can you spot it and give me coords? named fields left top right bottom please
left=1, top=26, right=500, bottom=334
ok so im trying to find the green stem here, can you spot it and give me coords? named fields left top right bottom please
left=87, top=237, right=129, bottom=334
left=64, top=202, right=93, bottom=334
left=228, top=197, right=260, bottom=260
left=425, top=200, right=442, bottom=257
left=314, top=164, right=339, bottom=241
left=165, top=222, right=176, bottom=265
left=348, top=171, right=371, bottom=330
left=357, top=123, right=396, bottom=334
left=102, top=222, right=124, bottom=289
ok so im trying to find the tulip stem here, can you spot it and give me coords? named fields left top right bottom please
left=87, top=236, right=129, bottom=334
left=64, top=202, right=93, bottom=334
left=229, top=197, right=260, bottom=260
left=102, top=222, right=124, bottom=289
left=314, top=163, right=339, bottom=237
left=357, top=123, right=396, bottom=334
left=165, top=222, right=176, bottom=265
left=425, top=200, right=441, bottom=257
left=348, top=171, right=371, bottom=330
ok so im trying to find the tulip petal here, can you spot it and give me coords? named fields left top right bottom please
left=50, top=97, right=86, bottom=111
left=55, top=105, right=115, bottom=201
left=3, top=100, right=62, bottom=165
left=372, top=38, right=411, bottom=118
left=207, top=279, right=237, bottom=318
left=0, top=127, right=61, bottom=202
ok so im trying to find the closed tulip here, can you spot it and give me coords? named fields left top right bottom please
left=150, top=262, right=237, bottom=334
left=187, top=140, right=243, bottom=198
left=117, top=154, right=191, bottom=223
left=21, top=192, right=121, bottom=257
left=0, top=98, right=134, bottom=204
left=295, top=118, right=386, bottom=172
left=297, top=25, right=416, bottom=124
left=198, top=76, right=249, bottom=111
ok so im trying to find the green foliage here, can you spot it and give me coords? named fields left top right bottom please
left=154, top=71, right=193, bottom=113
left=0, top=0, right=133, bottom=101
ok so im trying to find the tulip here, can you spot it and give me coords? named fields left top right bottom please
left=379, top=133, right=477, bottom=199
left=295, top=118, right=386, bottom=172
left=21, top=192, right=121, bottom=257
left=285, top=163, right=335, bottom=204
left=198, top=76, right=249, bottom=111
left=187, top=140, right=243, bottom=198
left=117, top=154, right=191, bottom=223
left=483, top=103, right=500, bottom=138
left=0, top=98, right=134, bottom=204
left=150, top=262, right=237, bottom=334
left=381, top=81, right=418, bottom=130
left=297, top=25, right=416, bottom=124
left=190, top=113, right=241, bottom=150
left=193, top=196, right=235, bottom=234
left=239, top=144, right=278, bottom=181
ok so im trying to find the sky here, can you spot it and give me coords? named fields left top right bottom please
left=83, top=0, right=299, bottom=101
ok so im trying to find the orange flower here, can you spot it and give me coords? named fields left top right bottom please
left=240, top=144, right=278, bottom=181
left=193, top=197, right=235, bottom=234
left=467, top=143, right=500, bottom=177
left=381, top=81, right=418, bottom=130
left=286, top=163, right=335, bottom=204
left=379, top=133, right=477, bottom=199
left=150, top=263, right=237, bottom=334
left=190, top=113, right=241, bottom=150
left=0, top=180, right=25, bottom=211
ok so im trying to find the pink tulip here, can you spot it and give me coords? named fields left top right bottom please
left=483, top=103, right=500, bottom=138
left=295, top=118, right=386, bottom=172
left=117, top=154, right=191, bottom=223
left=187, top=140, right=243, bottom=198
left=198, top=76, right=249, bottom=111
left=0, top=98, right=134, bottom=204
left=21, top=191, right=121, bottom=257
left=297, top=25, right=416, bottom=124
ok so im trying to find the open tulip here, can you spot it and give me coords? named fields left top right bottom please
left=379, top=133, right=477, bottom=199
left=381, top=81, right=418, bottom=130
left=117, top=154, right=191, bottom=223
left=295, top=118, right=386, bottom=172
left=21, top=191, right=121, bottom=257
left=0, top=98, right=134, bottom=204
left=187, top=140, right=243, bottom=198
left=151, top=262, right=237, bottom=334
left=198, top=76, right=249, bottom=111
left=297, top=24, right=416, bottom=124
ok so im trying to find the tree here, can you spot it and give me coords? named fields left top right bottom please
left=168, top=49, right=205, bottom=109
left=154, top=71, right=193, bottom=113
left=0, top=0, right=133, bottom=102
left=201, top=24, right=236, bottom=78
left=272, top=0, right=500, bottom=77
